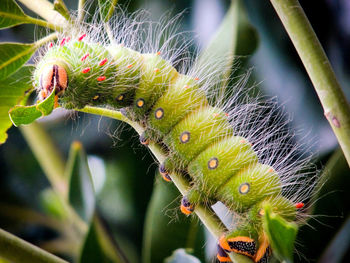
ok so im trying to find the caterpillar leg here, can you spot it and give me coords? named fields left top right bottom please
left=159, top=162, right=172, bottom=182
left=254, top=234, right=271, bottom=263
left=140, top=131, right=150, bottom=146
left=180, top=195, right=195, bottom=215
left=217, top=244, right=232, bottom=262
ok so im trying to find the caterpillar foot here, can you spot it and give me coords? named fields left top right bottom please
left=159, top=163, right=171, bottom=182
left=217, top=244, right=232, bottom=262
left=180, top=196, right=194, bottom=215
left=139, top=132, right=150, bottom=146
left=219, top=235, right=256, bottom=259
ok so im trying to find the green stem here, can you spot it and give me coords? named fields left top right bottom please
left=20, top=123, right=66, bottom=197
left=269, top=0, right=350, bottom=167
left=78, top=0, right=86, bottom=22
left=19, top=123, right=88, bottom=236
left=17, top=0, right=68, bottom=28
left=26, top=16, right=60, bottom=31
left=76, top=106, right=253, bottom=263
left=0, top=228, right=68, bottom=263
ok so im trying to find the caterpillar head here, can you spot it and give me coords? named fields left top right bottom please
left=37, top=63, right=68, bottom=100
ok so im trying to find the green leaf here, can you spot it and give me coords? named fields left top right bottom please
left=0, top=0, right=30, bottom=29
left=66, top=141, right=95, bottom=222
left=192, top=0, right=258, bottom=91
left=0, top=65, right=33, bottom=144
left=98, top=0, right=118, bottom=22
left=79, top=213, right=128, bottom=263
left=0, top=43, right=37, bottom=80
left=164, top=249, right=201, bottom=263
left=142, top=177, right=205, bottom=263
left=263, top=204, right=298, bottom=263
left=9, top=86, right=56, bottom=126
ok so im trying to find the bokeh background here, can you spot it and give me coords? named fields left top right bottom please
left=0, top=0, right=349, bottom=262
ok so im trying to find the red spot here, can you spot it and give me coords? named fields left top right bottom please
left=194, top=77, right=199, bottom=80
left=66, top=37, right=71, bottom=42
left=225, top=113, right=229, bottom=117
left=82, top=67, right=91, bottom=74
left=48, top=42, right=53, bottom=48
left=127, top=64, right=133, bottom=68
left=295, top=202, right=304, bottom=209
left=154, top=68, right=160, bottom=73
left=97, top=76, right=106, bottom=82
left=99, top=58, right=108, bottom=66
left=60, top=38, right=66, bottom=46
left=78, top=34, right=86, bottom=41
left=156, top=51, right=161, bottom=55
left=81, top=53, right=90, bottom=61
left=183, top=85, right=189, bottom=89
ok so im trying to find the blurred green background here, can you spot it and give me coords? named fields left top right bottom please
left=0, top=0, right=349, bottom=262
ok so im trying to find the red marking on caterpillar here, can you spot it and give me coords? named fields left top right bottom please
left=154, top=68, right=160, bottom=73
left=82, top=67, right=91, bottom=74
left=194, top=77, right=199, bottom=80
left=156, top=51, right=161, bottom=55
left=97, top=76, right=106, bottom=82
left=60, top=38, right=66, bottom=46
left=81, top=53, right=90, bottom=61
left=127, top=64, right=133, bottom=68
left=78, top=33, right=86, bottom=41
left=295, top=202, right=304, bottom=209
left=183, top=85, right=189, bottom=89
left=99, top=58, right=108, bottom=66
left=48, top=42, right=53, bottom=48
left=66, top=37, right=71, bottom=42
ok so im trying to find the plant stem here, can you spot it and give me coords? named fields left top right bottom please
left=76, top=106, right=253, bottom=263
left=20, top=123, right=88, bottom=235
left=20, top=123, right=67, bottom=197
left=0, top=228, right=68, bottom=263
left=78, top=0, right=86, bottom=22
left=269, top=0, right=350, bottom=167
left=17, top=0, right=68, bottom=28
left=26, top=16, right=60, bottom=31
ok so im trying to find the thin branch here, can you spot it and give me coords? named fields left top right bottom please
left=17, top=0, right=68, bottom=28
left=0, top=228, right=68, bottom=263
left=76, top=106, right=253, bottom=263
left=269, top=0, right=350, bottom=167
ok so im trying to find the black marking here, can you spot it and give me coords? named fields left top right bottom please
left=180, top=131, right=190, bottom=143
left=227, top=240, right=256, bottom=257
left=208, top=157, right=219, bottom=170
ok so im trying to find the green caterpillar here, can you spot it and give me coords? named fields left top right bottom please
left=33, top=14, right=314, bottom=263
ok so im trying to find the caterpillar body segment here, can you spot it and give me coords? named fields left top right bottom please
left=34, top=32, right=308, bottom=263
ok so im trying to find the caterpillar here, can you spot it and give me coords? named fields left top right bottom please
left=32, top=8, right=316, bottom=263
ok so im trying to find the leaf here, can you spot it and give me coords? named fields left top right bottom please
left=98, top=0, right=118, bottom=22
left=0, top=65, right=33, bottom=144
left=0, top=0, right=30, bottom=29
left=66, top=141, right=95, bottom=222
left=142, top=176, right=205, bottom=263
left=192, top=0, right=258, bottom=90
left=0, top=43, right=37, bottom=80
left=164, top=249, right=201, bottom=263
left=9, top=86, right=56, bottom=126
left=263, top=204, right=298, bottom=263
left=79, top=213, right=129, bottom=263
